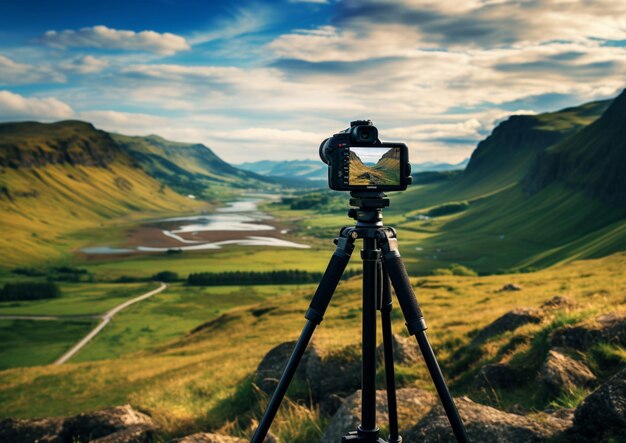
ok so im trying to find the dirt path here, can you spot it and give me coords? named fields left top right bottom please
left=54, top=282, right=167, bottom=365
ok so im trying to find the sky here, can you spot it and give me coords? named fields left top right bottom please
left=352, top=147, right=392, bottom=165
left=0, top=0, right=625, bottom=164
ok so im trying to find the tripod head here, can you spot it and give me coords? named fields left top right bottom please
left=348, top=192, right=390, bottom=227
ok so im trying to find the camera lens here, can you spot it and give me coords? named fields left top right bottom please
left=360, top=131, right=370, bottom=140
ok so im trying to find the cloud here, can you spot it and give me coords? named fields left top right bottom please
left=0, top=90, right=74, bottom=120
left=189, top=5, right=275, bottom=45
left=60, top=55, right=108, bottom=74
left=0, top=55, right=65, bottom=85
left=42, top=25, right=190, bottom=55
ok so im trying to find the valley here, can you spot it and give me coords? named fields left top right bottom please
left=0, top=90, right=625, bottom=442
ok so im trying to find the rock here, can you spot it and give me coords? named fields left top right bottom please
left=540, top=349, right=596, bottom=393
left=598, top=312, right=626, bottom=345
left=0, top=417, right=63, bottom=443
left=474, top=363, right=525, bottom=390
left=474, top=308, right=543, bottom=343
left=497, top=283, right=523, bottom=292
left=405, top=396, right=571, bottom=442
left=540, top=296, right=576, bottom=310
left=0, top=405, right=155, bottom=443
left=255, top=341, right=314, bottom=394
left=60, top=405, right=155, bottom=443
left=321, top=388, right=436, bottom=443
left=551, top=312, right=626, bottom=351
left=375, top=334, right=420, bottom=366
left=550, top=325, right=601, bottom=351
left=305, top=344, right=361, bottom=413
left=573, top=368, right=626, bottom=438
left=174, top=433, right=246, bottom=443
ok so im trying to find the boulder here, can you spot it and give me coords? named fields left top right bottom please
left=551, top=312, right=626, bottom=351
left=573, top=368, right=626, bottom=438
left=474, top=308, right=542, bottom=343
left=405, top=396, right=571, bottom=442
left=375, top=334, right=420, bottom=366
left=540, top=296, right=576, bottom=311
left=0, top=405, right=155, bottom=443
left=60, top=405, right=155, bottom=443
left=497, top=283, right=522, bottom=292
left=474, top=363, right=525, bottom=390
left=0, top=417, right=63, bottom=443
left=321, top=388, right=436, bottom=443
left=540, top=349, right=596, bottom=393
left=305, top=344, right=361, bottom=413
left=174, top=433, right=246, bottom=443
left=254, top=341, right=315, bottom=394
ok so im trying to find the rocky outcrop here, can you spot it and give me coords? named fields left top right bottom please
left=473, top=308, right=542, bottom=343
left=572, top=368, right=626, bottom=439
left=551, top=312, right=626, bottom=350
left=540, top=295, right=576, bottom=310
left=540, top=349, right=596, bottom=393
left=474, top=363, right=525, bottom=390
left=497, top=283, right=523, bottom=292
left=405, top=396, right=571, bottom=442
left=0, top=405, right=155, bottom=443
left=254, top=341, right=313, bottom=394
left=321, top=388, right=436, bottom=443
left=375, top=334, right=420, bottom=366
left=305, top=344, right=361, bottom=413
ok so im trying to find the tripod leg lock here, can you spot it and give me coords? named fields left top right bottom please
left=304, top=228, right=356, bottom=325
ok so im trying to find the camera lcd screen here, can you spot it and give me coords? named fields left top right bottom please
left=348, top=147, right=401, bottom=186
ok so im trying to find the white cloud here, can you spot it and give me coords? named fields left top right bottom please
left=60, top=55, right=108, bottom=74
left=0, top=55, right=65, bottom=84
left=0, top=90, right=74, bottom=120
left=189, top=5, right=275, bottom=45
left=42, top=25, right=190, bottom=55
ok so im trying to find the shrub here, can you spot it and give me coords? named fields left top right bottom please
left=0, top=282, right=61, bottom=301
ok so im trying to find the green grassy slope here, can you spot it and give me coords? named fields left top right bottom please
left=386, top=94, right=625, bottom=273
left=0, top=122, right=203, bottom=266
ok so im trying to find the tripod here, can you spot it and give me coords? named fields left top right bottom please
left=251, top=193, right=469, bottom=443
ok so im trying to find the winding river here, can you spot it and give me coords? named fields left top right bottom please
left=81, top=196, right=309, bottom=255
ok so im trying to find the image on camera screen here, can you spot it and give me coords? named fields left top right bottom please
left=348, top=147, right=401, bottom=186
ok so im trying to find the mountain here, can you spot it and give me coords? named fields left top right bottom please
left=463, top=99, right=611, bottom=191
left=0, top=121, right=200, bottom=265
left=391, top=90, right=626, bottom=273
left=237, top=158, right=468, bottom=182
left=111, top=134, right=289, bottom=198
left=524, top=90, right=626, bottom=206
left=237, top=159, right=326, bottom=181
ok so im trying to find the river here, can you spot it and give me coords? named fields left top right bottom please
left=81, top=196, right=309, bottom=255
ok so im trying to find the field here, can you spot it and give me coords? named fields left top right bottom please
left=0, top=251, right=624, bottom=440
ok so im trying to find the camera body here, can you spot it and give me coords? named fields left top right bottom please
left=319, top=120, right=412, bottom=192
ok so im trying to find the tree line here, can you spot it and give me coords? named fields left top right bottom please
left=187, top=268, right=361, bottom=286
left=0, top=282, right=61, bottom=301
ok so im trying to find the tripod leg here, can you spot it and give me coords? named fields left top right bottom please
left=251, top=229, right=356, bottom=443
left=380, top=234, right=470, bottom=443
left=380, top=263, right=401, bottom=443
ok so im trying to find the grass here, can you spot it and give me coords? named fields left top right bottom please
left=0, top=319, right=96, bottom=369
left=0, top=251, right=624, bottom=438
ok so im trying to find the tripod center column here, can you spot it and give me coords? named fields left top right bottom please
left=359, top=236, right=381, bottom=436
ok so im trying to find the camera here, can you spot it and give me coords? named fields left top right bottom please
left=319, top=120, right=412, bottom=191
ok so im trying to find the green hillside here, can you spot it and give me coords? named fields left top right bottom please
left=0, top=122, right=203, bottom=266
left=382, top=93, right=626, bottom=273
left=525, top=90, right=626, bottom=206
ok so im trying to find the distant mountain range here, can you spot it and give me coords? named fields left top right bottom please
left=236, top=157, right=468, bottom=181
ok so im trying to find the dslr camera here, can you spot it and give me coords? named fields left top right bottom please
left=319, top=120, right=412, bottom=192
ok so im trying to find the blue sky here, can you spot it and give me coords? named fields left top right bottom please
left=0, top=0, right=625, bottom=163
